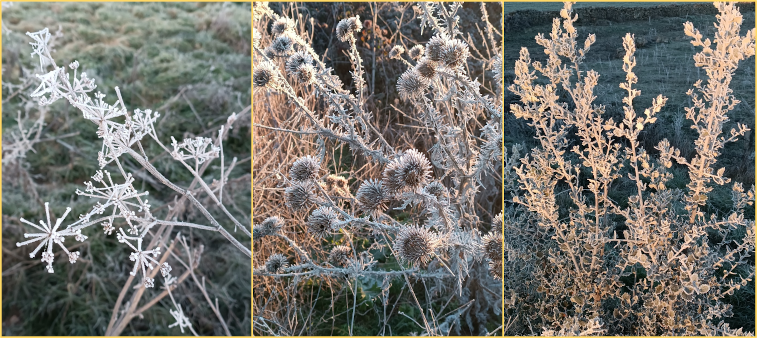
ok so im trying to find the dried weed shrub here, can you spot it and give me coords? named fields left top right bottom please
left=253, top=2, right=503, bottom=336
left=505, top=2, right=755, bottom=335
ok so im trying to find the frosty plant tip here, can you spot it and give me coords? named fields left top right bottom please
left=16, top=26, right=251, bottom=295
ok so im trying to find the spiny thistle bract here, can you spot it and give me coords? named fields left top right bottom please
left=335, top=16, right=362, bottom=42
left=285, top=181, right=315, bottom=211
left=393, top=225, right=439, bottom=267
left=265, top=253, right=289, bottom=273
left=307, top=206, right=340, bottom=238
left=356, top=179, right=389, bottom=215
left=289, top=155, right=321, bottom=182
left=382, top=149, right=432, bottom=194
left=253, top=61, right=277, bottom=89
left=328, top=245, right=352, bottom=267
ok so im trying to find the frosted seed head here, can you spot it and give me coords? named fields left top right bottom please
left=483, top=232, right=503, bottom=262
left=296, top=64, right=316, bottom=85
left=492, top=212, right=503, bottom=235
left=356, top=179, right=389, bottom=215
left=389, top=45, right=405, bottom=59
left=271, top=35, right=293, bottom=54
left=271, top=17, right=295, bottom=36
left=382, top=149, right=432, bottom=194
left=329, top=245, right=353, bottom=267
left=397, top=69, right=428, bottom=101
left=265, top=253, right=289, bottom=273
left=253, top=61, right=277, bottom=89
left=160, top=262, right=172, bottom=277
left=488, top=259, right=503, bottom=280
left=409, top=45, right=425, bottom=60
left=336, top=16, right=362, bottom=42
left=423, top=181, right=448, bottom=202
left=394, top=226, right=439, bottom=267
left=286, top=51, right=313, bottom=75
left=441, top=39, right=469, bottom=69
left=415, top=59, right=437, bottom=79
left=143, top=276, right=155, bottom=288
left=285, top=181, right=315, bottom=211
left=290, top=155, right=321, bottom=182
left=307, top=206, right=340, bottom=238
left=425, top=35, right=446, bottom=62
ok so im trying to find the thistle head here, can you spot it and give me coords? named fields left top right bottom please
left=290, top=155, right=321, bottom=182
left=394, top=225, right=439, bottom=267
left=425, top=34, right=446, bottom=62
left=253, top=61, right=277, bottom=89
left=286, top=51, right=313, bottom=76
left=441, top=39, right=468, bottom=69
left=336, top=16, right=362, bottom=42
left=356, top=179, right=389, bottom=215
left=482, top=232, right=503, bottom=262
left=382, top=149, right=432, bottom=194
left=415, top=58, right=437, bottom=79
left=285, top=181, right=315, bottom=211
left=265, top=253, right=289, bottom=273
left=389, top=45, right=405, bottom=59
left=397, top=69, right=428, bottom=101
left=307, top=206, right=340, bottom=238
left=329, top=245, right=352, bottom=267
left=272, top=17, right=295, bottom=36
left=408, top=45, right=425, bottom=60
left=271, top=35, right=294, bottom=55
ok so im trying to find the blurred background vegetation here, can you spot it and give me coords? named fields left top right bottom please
left=504, top=2, right=755, bottom=332
left=2, top=2, right=251, bottom=335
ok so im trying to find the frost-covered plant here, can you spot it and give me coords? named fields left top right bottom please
left=253, top=2, right=502, bottom=336
left=11, top=26, right=251, bottom=335
left=506, top=2, right=755, bottom=335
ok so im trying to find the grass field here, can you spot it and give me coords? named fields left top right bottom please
left=2, top=2, right=251, bottom=335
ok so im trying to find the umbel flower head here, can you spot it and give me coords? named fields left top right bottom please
left=285, top=181, right=316, bottom=211
left=397, top=69, right=428, bottom=101
left=394, top=225, right=439, bottom=267
left=329, top=245, right=352, bottom=267
left=356, top=179, right=389, bottom=215
left=382, top=149, right=432, bottom=194
left=336, top=15, right=362, bottom=42
left=265, top=253, right=289, bottom=273
left=290, top=155, right=321, bottom=182
left=253, top=61, right=278, bottom=89
left=16, top=202, right=84, bottom=273
left=482, top=232, right=503, bottom=262
left=307, top=206, right=340, bottom=238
